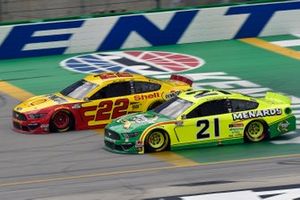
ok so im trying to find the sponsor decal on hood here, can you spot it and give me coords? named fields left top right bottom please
left=118, top=114, right=159, bottom=129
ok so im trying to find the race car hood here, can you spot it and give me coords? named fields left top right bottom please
left=106, top=111, right=172, bottom=134
left=14, top=93, right=81, bottom=113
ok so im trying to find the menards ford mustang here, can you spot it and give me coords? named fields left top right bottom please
left=104, top=89, right=296, bottom=154
left=12, top=72, right=192, bottom=134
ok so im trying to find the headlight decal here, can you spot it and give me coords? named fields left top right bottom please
left=27, top=113, right=47, bottom=119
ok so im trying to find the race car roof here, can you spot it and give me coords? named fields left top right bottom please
left=84, top=72, right=147, bottom=84
left=179, top=89, right=249, bottom=103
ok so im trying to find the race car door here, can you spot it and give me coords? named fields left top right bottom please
left=81, top=81, right=134, bottom=128
left=132, top=81, right=162, bottom=111
left=174, top=99, right=232, bottom=145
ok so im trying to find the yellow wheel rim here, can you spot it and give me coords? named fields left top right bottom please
left=148, top=131, right=165, bottom=149
left=247, top=121, right=264, bottom=142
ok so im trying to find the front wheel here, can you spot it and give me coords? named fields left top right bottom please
left=244, top=120, right=268, bottom=142
left=50, top=110, right=73, bottom=133
left=145, top=130, right=169, bottom=152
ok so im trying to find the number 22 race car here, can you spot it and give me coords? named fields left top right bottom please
left=12, top=72, right=192, bottom=134
left=104, top=89, right=296, bottom=154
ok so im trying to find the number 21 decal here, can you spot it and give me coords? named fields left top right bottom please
left=197, top=118, right=220, bottom=139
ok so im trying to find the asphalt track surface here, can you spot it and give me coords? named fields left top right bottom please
left=1, top=36, right=300, bottom=199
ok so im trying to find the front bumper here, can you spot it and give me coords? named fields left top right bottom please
left=12, top=111, right=50, bottom=134
left=104, top=128, right=144, bottom=154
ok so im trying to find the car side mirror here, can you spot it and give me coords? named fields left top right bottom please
left=181, top=114, right=186, bottom=120
left=83, top=97, right=90, bottom=102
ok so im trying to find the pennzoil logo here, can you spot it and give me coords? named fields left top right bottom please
left=277, top=120, right=290, bottom=133
left=60, top=51, right=205, bottom=75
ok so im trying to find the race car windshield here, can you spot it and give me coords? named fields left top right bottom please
left=60, top=80, right=97, bottom=100
left=153, top=97, right=192, bottom=119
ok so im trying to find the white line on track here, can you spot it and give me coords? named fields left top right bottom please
left=271, top=39, right=300, bottom=47
left=292, top=110, right=300, bottom=114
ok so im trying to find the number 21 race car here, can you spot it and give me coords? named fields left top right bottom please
left=12, top=72, right=192, bottom=134
left=104, top=89, right=296, bottom=154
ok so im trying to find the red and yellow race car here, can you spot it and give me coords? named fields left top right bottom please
left=12, top=72, right=192, bottom=134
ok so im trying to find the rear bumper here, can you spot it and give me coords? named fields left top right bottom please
left=269, top=115, right=296, bottom=138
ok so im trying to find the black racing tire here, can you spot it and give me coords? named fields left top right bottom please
left=145, top=130, right=169, bottom=153
left=244, top=120, right=268, bottom=142
left=50, top=110, right=74, bottom=133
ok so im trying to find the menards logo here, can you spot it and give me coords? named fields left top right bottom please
left=154, top=72, right=300, bottom=130
left=232, top=108, right=282, bottom=121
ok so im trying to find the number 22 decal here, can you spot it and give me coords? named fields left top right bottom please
left=95, top=98, right=129, bottom=121
left=197, top=118, right=220, bottom=139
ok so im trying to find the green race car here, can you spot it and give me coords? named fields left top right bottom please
left=104, top=89, right=296, bottom=154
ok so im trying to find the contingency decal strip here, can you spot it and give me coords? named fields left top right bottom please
left=0, top=81, right=34, bottom=101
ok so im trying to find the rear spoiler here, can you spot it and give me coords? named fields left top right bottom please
left=265, top=92, right=291, bottom=104
left=170, top=74, right=193, bottom=86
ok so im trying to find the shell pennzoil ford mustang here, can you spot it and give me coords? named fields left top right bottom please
left=104, top=90, right=296, bottom=154
left=12, top=72, right=192, bottom=134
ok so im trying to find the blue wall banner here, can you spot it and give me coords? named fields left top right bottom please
left=0, top=1, right=300, bottom=59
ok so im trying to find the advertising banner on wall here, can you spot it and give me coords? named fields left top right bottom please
left=0, top=1, right=300, bottom=59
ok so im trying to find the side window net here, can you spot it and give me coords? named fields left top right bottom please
left=134, top=81, right=161, bottom=94
left=231, top=99, right=258, bottom=112
left=186, top=100, right=229, bottom=118
left=90, top=82, right=131, bottom=100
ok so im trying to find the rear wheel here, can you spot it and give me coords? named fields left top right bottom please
left=50, top=110, right=73, bottom=133
left=145, top=130, right=169, bottom=152
left=244, top=120, right=268, bottom=142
